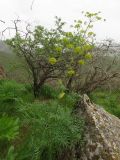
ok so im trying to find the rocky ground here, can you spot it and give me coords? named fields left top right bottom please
left=74, top=94, right=120, bottom=160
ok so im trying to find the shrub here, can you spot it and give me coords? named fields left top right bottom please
left=0, top=80, right=26, bottom=99
left=0, top=80, right=34, bottom=102
left=59, top=92, right=80, bottom=108
left=5, top=146, right=17, bottom=160
left=0, top=116, right=19, bottom=141
left=0, top=116, right=19, bottom=159
left=16, top=101, right=84, bottom=160
left=39, top=84, right=59, bottom=99
left=0, top=80, right=84, bottom=159
left=6, top=12, right=102, bottom=97
left=0, top=80, right=34, bottom=116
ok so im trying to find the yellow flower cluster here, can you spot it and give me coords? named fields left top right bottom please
left=74, top=47, right=81, bottom=54
left=78, top=60, right=85, bottom=65
left=49, top=57, right=57, bottom=65
left=67, top=69, right=75, bottom=76
left=85, top=53, right=92, bottom=59
left=55, top=47, right=62, bottom=52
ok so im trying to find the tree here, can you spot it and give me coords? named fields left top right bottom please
left=61, top=12, right=103, bottom=91
left=6, top=12, right=102, bottom=97
left=73, top=40, right=120, bottom=94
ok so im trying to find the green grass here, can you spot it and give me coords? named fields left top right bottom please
left=39, top=84, right=60, bottom=99
left=0, top=80, right=34, bottom=102
left=38, top=83, right=80, bottom=109
left=0, top=80, right=34, bottom=117
left=90, top=89, right=120, bottom=118
left=1, top=79, right=120, bottom=160
left=0, top=51, right=29, bottom=83
left=16, top=101, right=84, bottom=160
left=0, top=80, right=84, bottom=160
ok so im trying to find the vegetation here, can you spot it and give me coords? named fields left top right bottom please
left=6, top=12, right=102, bottom=97
left=0, top=10, right=120, bottom=160
left=0, top=80, right=84, bottom=160
left=90, top=89, right=120, bottom=118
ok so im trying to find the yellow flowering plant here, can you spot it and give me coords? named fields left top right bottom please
left=49, top=57, right=57, bottom=65
left=6, top=12, right=102, bottom=96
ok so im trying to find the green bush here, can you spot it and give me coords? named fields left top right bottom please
left=0, top=80, right=26, bottom=99
left=59, top=92, right=80, bottom=108
left=0, top=116, right=19, bottom=141
left=5, top=146, right=17, bottom=160
left=39, top=84, right=60, bottom=99
left=0, top=80, right=84, bottom=160
left=16, top=101, right=84, bottom=160
left=0, top=116, right=19, bottom=159
left=0, top=80, right=34, bottom=116
left=0, top=80, right=34, bottom=102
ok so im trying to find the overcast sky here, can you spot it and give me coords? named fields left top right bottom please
left=0, top=0, right=120, bottom=41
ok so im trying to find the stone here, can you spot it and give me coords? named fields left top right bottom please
left=74, top=94, right=120, bottom=160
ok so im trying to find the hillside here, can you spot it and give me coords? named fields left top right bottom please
left=0, top=41, right=29, bottom=82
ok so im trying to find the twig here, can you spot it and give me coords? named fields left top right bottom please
left=0, top=20, right=5, bottom=24
left=30, top=0, right=35, bottom=10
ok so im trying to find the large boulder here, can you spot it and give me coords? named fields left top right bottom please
left=74, top=94, right=120, bottom=160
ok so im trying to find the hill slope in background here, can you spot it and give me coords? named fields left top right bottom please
left=0, top=40, right=13, bottom=54
left=0, top=41, right=30, bottom=83
left=0, top=41, right=15, bottom=69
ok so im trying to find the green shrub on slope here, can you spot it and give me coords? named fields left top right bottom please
left=16, top=101, right=84, bottom=160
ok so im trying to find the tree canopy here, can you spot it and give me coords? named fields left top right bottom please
left=6, top=12, right=102, bottom=97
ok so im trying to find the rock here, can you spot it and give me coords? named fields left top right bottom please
left=74, top=94, right=120, bottom=160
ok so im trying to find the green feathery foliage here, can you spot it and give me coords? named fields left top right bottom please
left=16, top=101, right=84, bottom=160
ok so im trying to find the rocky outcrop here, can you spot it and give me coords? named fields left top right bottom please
left=75, top=95, right=120, bottom=160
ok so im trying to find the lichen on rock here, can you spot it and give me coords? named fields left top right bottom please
left=74, top=94, right=120, bottom=160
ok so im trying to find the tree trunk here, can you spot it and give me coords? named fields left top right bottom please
left=33, top=82, right=40, bottom=98
left=66, top=77, right=73, bottom=92
left=33, top=77, right=46, bottom=97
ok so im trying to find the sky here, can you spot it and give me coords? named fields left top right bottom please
left=0, top=0, right=120, bottom=41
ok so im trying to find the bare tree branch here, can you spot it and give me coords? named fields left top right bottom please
left=30, top=0, right=35, bottom=10
left=0, top=20, right=5, bottom=24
